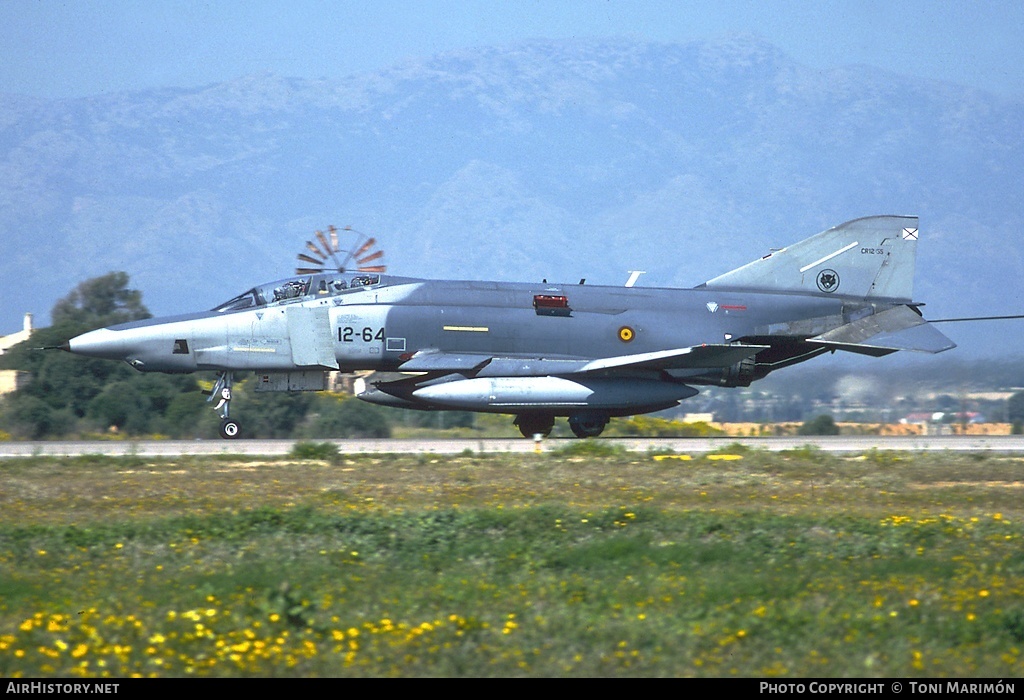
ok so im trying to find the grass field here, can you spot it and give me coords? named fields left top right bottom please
left=1, top=442, right=1023, bottom=677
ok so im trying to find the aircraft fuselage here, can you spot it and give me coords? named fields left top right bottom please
left=63, top=216, right=956, bottom=438
left=68, top=273, right=849, bottom=379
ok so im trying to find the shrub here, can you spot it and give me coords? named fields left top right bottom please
left=290, top=441, right=339, bottom=460
left=302, top=396, right=392, bottom=439
left=798, top=414, right=840, bottom=436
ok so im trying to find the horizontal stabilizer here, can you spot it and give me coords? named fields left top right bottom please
left=808, top=305, right=956, bottom=355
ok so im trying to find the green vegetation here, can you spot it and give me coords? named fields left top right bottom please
left=1, top=448, right=1022, bottom=677
left=604, top=416, right=724, bottom=438
left=549, top=439, right=627, bottom=458
left=1007, top=392, right=1024, bottom=425
left=798, top=414, right=840, bottom=436
left=290, top=441, right=341, bottom=461
left=0, top=273, right=204, bottom=440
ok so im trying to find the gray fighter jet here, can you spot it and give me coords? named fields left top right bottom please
left=63, top=215, right=958, bottom=439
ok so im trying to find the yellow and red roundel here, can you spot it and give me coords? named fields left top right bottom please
left=618, top=326, right=635, bottom=342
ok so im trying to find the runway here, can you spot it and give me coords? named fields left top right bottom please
left=3, top=434, right=1024, bottom=458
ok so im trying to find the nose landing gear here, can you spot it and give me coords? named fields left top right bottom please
left=209, top=372, right=242, bottom=439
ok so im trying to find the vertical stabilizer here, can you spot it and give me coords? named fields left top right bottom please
left=703, top=215, right=919, bottom=300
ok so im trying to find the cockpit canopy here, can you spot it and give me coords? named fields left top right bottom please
left=212, top=273, right=384, bottom=313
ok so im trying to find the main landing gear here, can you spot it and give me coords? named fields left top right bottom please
left=514, top=411, right=611, bottom=439
left=209, top=372, right=242, bottom=439
left=515, top=414, right=554, bottom=439
left=568, top=411, right=609, bottom=439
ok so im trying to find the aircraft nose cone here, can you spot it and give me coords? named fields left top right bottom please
left=65, top=328, right=131, bottom=360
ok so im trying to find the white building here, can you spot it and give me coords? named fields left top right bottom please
left=0, top=313, right=34, bottom=395
left=0, top=314, right=34, bottom=354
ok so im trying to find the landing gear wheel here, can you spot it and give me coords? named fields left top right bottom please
left=219, top=419, right=242, bottom=440
left=515, top=414, right=554, bottom=438
left=209, top=373, right=240, bottom=439
left=568, top=412, right=609, bottom=439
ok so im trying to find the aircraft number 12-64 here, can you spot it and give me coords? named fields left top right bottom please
left=339, top=326, right=385, bottom=343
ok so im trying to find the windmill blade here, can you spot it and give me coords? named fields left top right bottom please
left=328, top=225, right=339, bottom=252
left=357, top=264, right=387, bottom=273
left=353, top=237, right=377, bottom=259
left=315, top=230, right=333, bottom=257
left=295, top=267, right=325, bottom=275
left=297, top=253, right=324, bottom=266
left=305, top=241, right=326, bottom=260
left=357, top=250, right=385, bottom=264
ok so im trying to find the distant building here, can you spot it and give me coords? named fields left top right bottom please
left=902, top=411, right=986, bottom=425
left=0, top=370, right=30, bottom=394
left=900, top=412, right=933, bottom=425
left=0, top=314, right=35, bottom=395
left=0, top=314, right=34, bottom=355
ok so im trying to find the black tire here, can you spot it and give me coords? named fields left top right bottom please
left=515, top=414, right=554, bottom=438
left=219, top=419, right=242, bottom=439
left=568, top=412, right=608, bottom=438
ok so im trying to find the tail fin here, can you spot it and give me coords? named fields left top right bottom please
left=702, top=215, right=920, bottom=300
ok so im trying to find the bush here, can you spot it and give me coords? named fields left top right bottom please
left=607, top=415, right=724, bottom=437
left=1, top=394, right=75, bottom=439
left=798, top=414, right=840, bottom=436
left=302, top=395, right=391, bottom=439
left=290, top=441, right=339, bottom=460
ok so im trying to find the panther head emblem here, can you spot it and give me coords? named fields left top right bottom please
left=816, top=269, right=839, bottom=293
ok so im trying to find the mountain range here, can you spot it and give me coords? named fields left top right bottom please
left=2, top=35, right=1022, bottom=359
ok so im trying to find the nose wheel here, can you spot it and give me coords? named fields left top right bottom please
left=209, top=373, right=243, bottom=439
left=219, top=418, right=242, bottom=439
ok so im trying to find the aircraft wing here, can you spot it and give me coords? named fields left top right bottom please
left=578, top=343, right=767, bottom=372
left=807, top=305, right=956, bottom=355
left=398, top=344, right=767, bottom=377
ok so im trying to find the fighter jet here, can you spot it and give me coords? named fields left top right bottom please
left=63, top=215, right=959, bottom=439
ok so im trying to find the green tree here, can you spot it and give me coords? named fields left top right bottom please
left=230, top=383, right=316, bottom=438
left=1007, top=392, right=1024, bottom=424
left=86, top=381, right=152, bottom=434
left=302, top=394, right=392, bottom=438
left=50, top=271, right=150, bottom=330
left=402, top=409, right=474, bottom=430
left=163, top=391, right=214, bottom=438
left=0, top=394, right=74, bottom=439
left=0, top=272, right=202, bottom=438
left=798, top=414, right=840, bottom=436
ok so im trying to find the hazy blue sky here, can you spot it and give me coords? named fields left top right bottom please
left=2, top=0, right=1023, bottom=99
